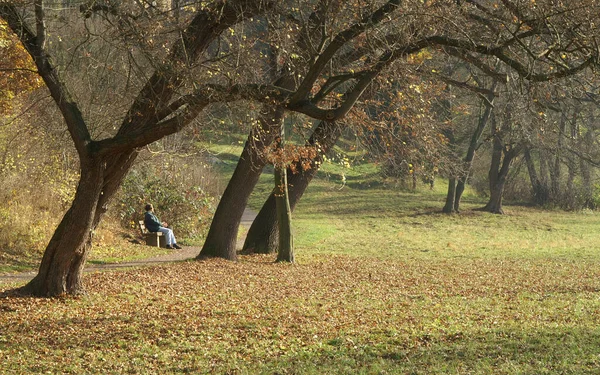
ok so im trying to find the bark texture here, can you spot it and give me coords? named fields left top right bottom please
left=198, top=106, right=284, bottom=260
left=2, top=0, right=268, bottom=296
left=243, top=121, right=343, bottom=253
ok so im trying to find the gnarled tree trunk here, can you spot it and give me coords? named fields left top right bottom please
left=198, top=106, right=284, bottom=260
left=21, top=150, right=138, bottom=296
left=21, top=160, right=103, bottom=296
left=243, top=120, right=343, bottom=254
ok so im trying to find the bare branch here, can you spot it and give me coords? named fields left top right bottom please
left=34, top=0, right=45, bottom=50
left=289, top=0, right=401, bottom=104
left=0, top=3, right=92, bottom=158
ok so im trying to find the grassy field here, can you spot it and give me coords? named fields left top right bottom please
left=3, top=167, right=600, bottom=373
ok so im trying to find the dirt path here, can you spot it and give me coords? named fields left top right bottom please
left=0, top=208, right=257, bottom=285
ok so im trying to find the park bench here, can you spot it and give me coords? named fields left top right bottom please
left=138, top=220, right=166, bottom=248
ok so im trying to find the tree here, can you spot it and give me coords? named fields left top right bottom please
left=1, top=0, right=279, bottom=296
left=3, top=0, right=599, bottom=295
left=242, top=119, right=342, bottom=254
left=215, top=0, right=600, bottom=256
left=199, top=0, right=408, bottom=259
left=442, top=72, right=498, bottom=213
left=524, top=81, right=600, bottom=209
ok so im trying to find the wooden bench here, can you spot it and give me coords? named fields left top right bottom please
left=138, top=220, right=166, bottom=248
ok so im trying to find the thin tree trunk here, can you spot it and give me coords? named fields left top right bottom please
left=484, top=115, right=502, bottom=211
left=454, top=90, right=495, bottom=212
left=524, top=146, right=549, bottom=205
left=565, top=105, right=580, bottom=209
left=580, top=156, right=592, bottom=208
left=550, top=113, right=567, bottom=201
left=243, top=121, right=343, bottom=254
left=580, top=127, right=593, bottom=208
left=274, top=164, right=294, bottom=261
left=566, top=158, right=576, bottom=209
left=275, top=124, right=294, bottom=263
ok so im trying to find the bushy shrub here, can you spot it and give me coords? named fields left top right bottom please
left=115, top=158, right=218, bottom=243
left=0, top=172, right=67, bottom=268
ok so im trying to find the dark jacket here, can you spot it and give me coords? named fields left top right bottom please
left=144, top=211, right=162, bottom=232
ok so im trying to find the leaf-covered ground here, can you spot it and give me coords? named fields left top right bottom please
left=2, top=253, right=600, bottom=374
left=4, top=182, right=600, bottom=374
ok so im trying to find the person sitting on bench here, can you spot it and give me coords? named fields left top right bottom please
left=144, top=204, right=182, bottom=249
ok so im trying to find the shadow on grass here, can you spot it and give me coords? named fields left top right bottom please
left=299, top=190, right=445, bottom=218
left=0, top=255, right=39, bottom=274
left=251, top=327, right=600, bottom=374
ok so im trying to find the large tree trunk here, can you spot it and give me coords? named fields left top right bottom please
left=198, top=106, right=284, bottom=260
left=242, top=121, right=343, bottom=254
left=19, top=150, right=138, bottom=296
left=485, top=179, right=507, bottom=214
left=20, top=159, right=104, bottom=296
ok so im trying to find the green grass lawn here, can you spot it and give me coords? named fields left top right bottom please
left=3, top=169, right=600, bottom=374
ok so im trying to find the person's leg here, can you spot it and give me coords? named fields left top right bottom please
left=170, top=231, right=181, bottom=249
left=157, top=227, right=175, bottom=246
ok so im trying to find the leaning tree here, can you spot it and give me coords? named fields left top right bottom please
left=209, top=0, right=600, bottom=254
left=2, top=0, right=599, bottom=295
left=1, top=0, right=284, bottom=296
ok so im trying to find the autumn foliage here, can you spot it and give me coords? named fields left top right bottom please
left=0, top=20, right=40, bottom=114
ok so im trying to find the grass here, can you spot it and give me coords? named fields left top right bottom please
left=0, top=225, right=171, bottom=273
left=4, top=150, right=600, bottom=373
left=3, top=174, right=600, bottom=374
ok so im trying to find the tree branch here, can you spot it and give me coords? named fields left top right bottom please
left=426, top=35, right=596, bottom=82
left=118, top=0, right=276, bottom=136
left=289, top=0, right=401, bottom=104
left=0, top=3, right=92, bottom=159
